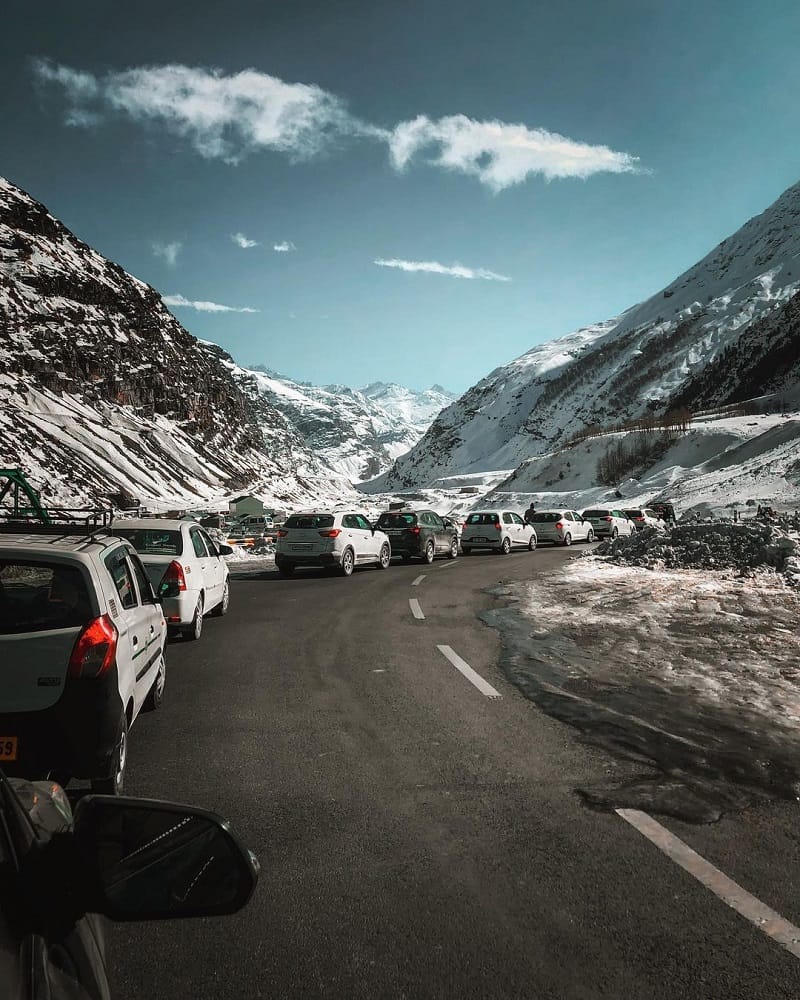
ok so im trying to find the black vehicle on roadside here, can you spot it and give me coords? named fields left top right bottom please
left=648, top=500, right=677, bottom=525
left=374, top=508, right=459, bottom=563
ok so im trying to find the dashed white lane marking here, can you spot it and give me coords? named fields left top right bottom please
left=437, top=645, right=502, bottom=700
left=437, top=560, right=459, bottom=570
left=618, top=809, right=800, bottom=960
left=411, top=575, right=426, bottom=587
left=409, top=598, right=425, bottom=620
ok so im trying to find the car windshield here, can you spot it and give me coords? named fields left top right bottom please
left=113, top=528, right=183, bottom=556
left=376, top=513, right=417, bottom=528
left=583, top=510, right=610, bottom=517
left=466, top=513, right=499, bottom=524
left=529, top=512, right=562, bottom=523
left=285, top=514, right=335, bottom=529
left=0, top=560, right=93, bottom=634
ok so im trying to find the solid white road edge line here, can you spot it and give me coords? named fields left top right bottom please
left=409, top=598, right=425, bottom=620
left=617, top=808, right=800, bottom=960
left=411, top=575, right=426, bottom=587
left=437, top=645, right=502, bottom=700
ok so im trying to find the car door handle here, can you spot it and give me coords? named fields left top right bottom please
left=132, top=635, right=139, bottom=647
left=149, top=625, right=155, bottom=634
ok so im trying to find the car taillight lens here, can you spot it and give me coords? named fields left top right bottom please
left=555, top=522, right=564, bottom=530
left=68, top=615, right=118, bottom=679
left=495, top=523, right=503, bottom=531
left=276, top=529, right=289, bottom=538
left=318, top=529, right=341, bottom=538
left=410, top=526, right=421, bottom=534
left=635, top=516, right=644, bottom=521
left=604, top=516, right=613, bottom=522
left=461, top=523, right=467, bottom=530
left=159, top=559, right=186, bottom=599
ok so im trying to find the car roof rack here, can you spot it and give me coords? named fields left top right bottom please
left=0, top=507, right=116, bottom=538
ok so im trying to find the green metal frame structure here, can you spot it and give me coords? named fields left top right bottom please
left=0, top=468, right=51, bottom=524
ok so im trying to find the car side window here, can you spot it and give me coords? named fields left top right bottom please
left=200, top=530, right=218, bottom=554
left=190, top=529, right=208, bottom=557
left=431, top=513, right=444, bottom=528
left=128, top=552, right=156, bottom=606
left=355, top=514, right=372, bottom=530
left=342, top=514, right=358, bottom=529
left=104, top=548, right=138, bottom=610
left=503, top=513, right=513, bottom=524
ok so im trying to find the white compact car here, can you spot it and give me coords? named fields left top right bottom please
left=112, top=518, right=231, bottom=640
left=527, top=509, right=595, bottom=546
left=581, top=507, right=635, bottom=540
left=275, top=510, right=391, bottom=577
left=0, top=522, right=167, bottom=794
left=623, top=507, right=665, bottom=531
left=461, top=510, right=537, bottom=554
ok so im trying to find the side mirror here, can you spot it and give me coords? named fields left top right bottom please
left=72, top=795, right=259, bottom=921
left=217, top=544, right=234, bottom=556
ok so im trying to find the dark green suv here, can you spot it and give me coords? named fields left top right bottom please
left=375, top=508, right=459, bottom=563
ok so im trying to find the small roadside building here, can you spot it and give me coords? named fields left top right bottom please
left=229, top=494, right=265, bottom=518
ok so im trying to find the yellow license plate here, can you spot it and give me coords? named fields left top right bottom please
left=0, top=737, right=18, bottom=762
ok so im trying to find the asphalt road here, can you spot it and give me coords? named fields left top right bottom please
left=110, top=546, right=800, bottom=999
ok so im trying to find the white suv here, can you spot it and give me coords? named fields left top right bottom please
left=461, top=510, right=537, bottom=554
left=275, top=510, right=391, bottom=577
left=528, top=509, right=595, bottom=546
left=581, top=507, right=635, bottom=540
left=0, top=522, right=167, bottom=794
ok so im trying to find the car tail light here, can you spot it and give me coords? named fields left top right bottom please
left=555, top=522, right=564, bottom=530
left=410, top=526, right=421, bottom=534
left=604, top=516, right=613, bottom=522
left=161, top=560, right=186, bottom=593
left=461, top=523, right=467, bottom=530
left=635, top=516, right=644, bottom=521
left=318, top=529, right=341, bottom=538
left=276, top=529, right=289, bottom=538
left=495, top=523, right=503, bottom=531
left=68, top=615, right=118, bottom=679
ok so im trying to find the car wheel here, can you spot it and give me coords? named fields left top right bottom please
left=423, top=540, right=435, bottom=564
left=183, top=595, right=204, bottom=640
left=563, top=532, right=572, bottom=547
left=586, top=528, right=594, bottom=543
left=500, top=536, right=512, bottom=555
left=528, top=534, right=537, bottom=551
left=277, top=563, right=295, bottom=578
left=378, top=544, right=391, bottom=569
left=143, top=650, right=166, bottom=711
left=447, top=536, right=459, bottom=559
left=92, top=712, right=128, bottom=796
left=611, top=527, right=619, bottom=540
left=340, top=548, right=355, bottom=576
left=210, top=580, right=230, bottom=616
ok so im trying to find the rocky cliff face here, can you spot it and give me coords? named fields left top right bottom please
left=0, top=177, right=348, bottom=508
left=364, top=179, right=800, bottom=491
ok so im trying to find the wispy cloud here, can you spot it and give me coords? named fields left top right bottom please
left=162, top=293, right=258, bottom=313
left=232, top=232, right=259, bottom=248
left=33, top=60, right=381, bottom=164
left=152, top=241, right=182, bottom=267
left=273, top=241, right=296, bottom=253
left=388, top=114, right=641, bottom=191
left=374, top=258, right=511, bottom=282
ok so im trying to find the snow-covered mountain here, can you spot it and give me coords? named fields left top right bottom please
left=364, top=179, right=800, bottom=491
left=233, top=368, right=455, bottom=482
left=0, top=177, right=352, bottom=510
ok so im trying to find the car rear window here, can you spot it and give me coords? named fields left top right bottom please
left=466, top=513, right=499, bottom=525
left=376, top=512, right=417, bottom=528
left=113, top=528, right=183, bottom=556
left=624, top=510, right=643, bottom=518
left=285, top=514, right=335, bottom=529
left=583, top=509, right=610, bottom=518
left=529, top=512, right=562, bottom=523
left=0, top=561, right=93, bottom=635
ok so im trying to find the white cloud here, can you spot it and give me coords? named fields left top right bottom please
left=162, top=293, right=258, bottom=313
left=273, top=241, right=296, bottom=253
left=33, top=60, right=380, bottom=163
left=232, top=232, right=259, bottom=248
left=388, top=114, right=641, bottom=191
left=152, top=241, right=182, bottom=267
left=374, top=258, right=511, bottom=282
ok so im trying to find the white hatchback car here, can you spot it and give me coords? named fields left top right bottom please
left=112, top=519, right=231, bottom=640
left=461, top=510, right=537, bottom=554
left=527, top=509, right=595, bottom=546
left=0, top=522, right=167, bottom=794
left=581, top=507, right=635, bottom=540
left=275, top=510, right=392, bottom=577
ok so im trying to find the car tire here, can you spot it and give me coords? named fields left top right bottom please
left=447, top=537, right=459, bottom=559
left=277, top=563, right=295, bottom=578
left=423, top=540, right=435, bottom=564
left=611, top=527, right=619, bottom=540
left=563, top=533, right=572, bottom=547
left=182, top=595, right=204, bottom=640
left=528, top=534, right=537, bottom=551
left=92, top=712, right=128, bottom=796
left=340, top=548, right=355, bottom=576
left=210, top=580, right=230, bottom=617
left=500, top=536, right=511, bottom=555
left=586, top=528, right=594, bottom=543
left=143, top=650, right=166, bottom=711
left=377, top=544, right=391, bottom=569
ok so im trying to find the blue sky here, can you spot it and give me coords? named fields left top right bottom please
left=3, top=0, right=800, bottom=391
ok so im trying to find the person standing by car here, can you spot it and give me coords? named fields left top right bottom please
left=524, top=503, right=537, bottom=525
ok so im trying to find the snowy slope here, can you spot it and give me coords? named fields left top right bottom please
left=0, top=177, right=352, bottom=509
left=238, top=368, right=455, bottom=482
left=365, top=179, right=800, bottom=491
